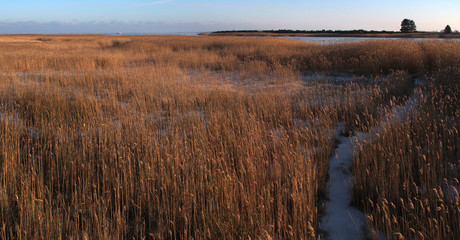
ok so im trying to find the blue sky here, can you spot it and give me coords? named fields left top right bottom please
left=1, top=0, right=459, bottom=34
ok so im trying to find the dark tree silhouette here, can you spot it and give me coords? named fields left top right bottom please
left=444, top=25, right=452, bottom=34
left=400, top=19, right=416, bottom=33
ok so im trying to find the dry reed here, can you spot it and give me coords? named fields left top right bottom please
left=0, top=35, right=458, bottom=239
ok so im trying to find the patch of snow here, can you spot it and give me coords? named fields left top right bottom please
left=320, top=123, right=367, bottom=240
left=301, top=72, right=372, bottom=83
left=320, top=84, right=424, bottom=239
left=0, top=107, right=41, bottom=139
left=377, top=87, right=422, bottom=130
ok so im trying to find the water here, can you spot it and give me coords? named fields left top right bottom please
left=106, top=32, right=201, bottom=36
left=286, top=36, right=460, bottom=44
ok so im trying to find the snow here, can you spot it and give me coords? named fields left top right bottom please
left=320, top=84, right=423, bottom=239
left=378, top=88, right=422, bottom=130
left=320, top=123, right=367, bottom=240
left=301, top=72, right=372, bottom=82
left=0, top=107, right=41, bottom=139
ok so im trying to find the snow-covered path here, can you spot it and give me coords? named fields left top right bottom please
left=320, top=124, right=366, bottom=240
left=320, top=83, right=423, bottom=240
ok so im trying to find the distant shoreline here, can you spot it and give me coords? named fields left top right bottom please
left=202, top=30, right=460, bottom=38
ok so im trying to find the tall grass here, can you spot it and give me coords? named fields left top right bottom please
left=352, top=67, right=460, bottom=239
left=0, top=35, right=458, bottom=239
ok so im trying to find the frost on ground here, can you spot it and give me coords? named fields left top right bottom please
left=320, top=123, right=367, bottom=240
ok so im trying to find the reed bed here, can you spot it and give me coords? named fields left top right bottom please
left=0, top=35, right=458, bottom=239
left=352, top=67, right=460, bottom=239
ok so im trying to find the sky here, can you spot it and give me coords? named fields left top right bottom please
left=0, top=0, right=459, bottom=34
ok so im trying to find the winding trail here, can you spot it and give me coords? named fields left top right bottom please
left=320, top=83, right=422, bottom=240
left=320, top=124, right=367, bottom=240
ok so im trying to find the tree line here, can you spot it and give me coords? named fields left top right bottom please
left=401, top=19, right=454, bottom=34
left=214, top=20, right=456, bottom=35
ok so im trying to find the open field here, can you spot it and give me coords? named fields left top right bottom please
left=0, top=35, right=459, bottom=239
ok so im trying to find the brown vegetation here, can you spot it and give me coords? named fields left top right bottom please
left=352, top=67, right=460, bottom=239
left=0, top=35, right=458, bottom=239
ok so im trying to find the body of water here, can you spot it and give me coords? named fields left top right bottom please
left=286, top=36, right=460, bottom=44
left=107, top=32, right=201, bottom=36
left=105, top=32, right=460, bottom=44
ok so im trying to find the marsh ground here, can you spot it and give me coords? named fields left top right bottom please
left=0, top=35, right=458, bottom=239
